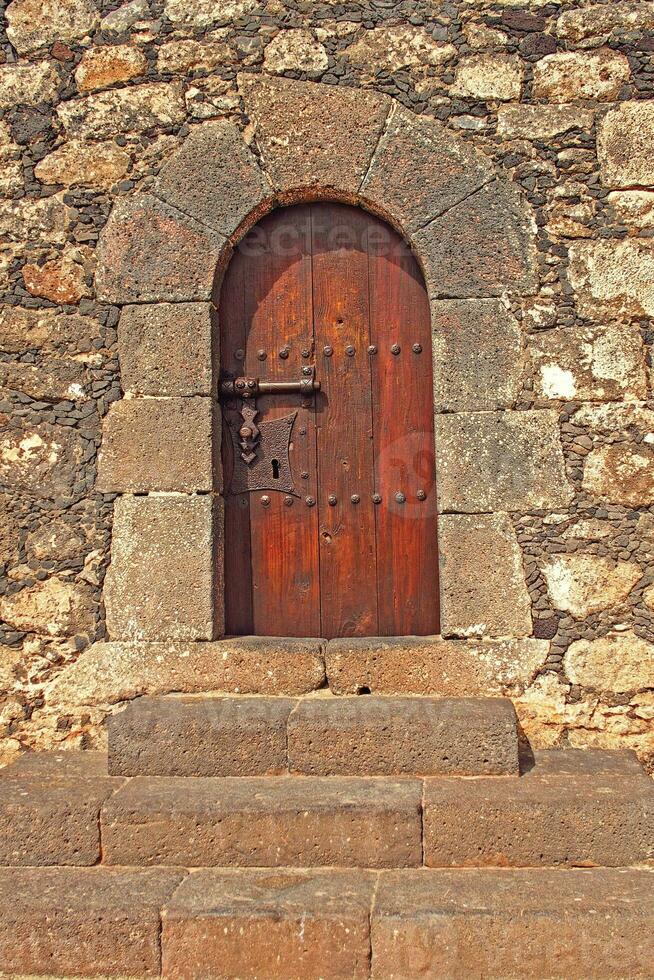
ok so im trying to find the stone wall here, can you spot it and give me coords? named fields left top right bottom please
left=1, top=0, right=653, bottom=769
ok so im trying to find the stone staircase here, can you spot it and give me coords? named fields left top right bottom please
left=0, top=695, right=652, bottom=978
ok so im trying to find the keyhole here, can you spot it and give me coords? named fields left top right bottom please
left=272, top=458, right=280, bottom=480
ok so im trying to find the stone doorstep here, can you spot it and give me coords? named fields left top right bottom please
left=107, top=694, right=520, bottom=778
left=0, top=867, right=652, bottom=979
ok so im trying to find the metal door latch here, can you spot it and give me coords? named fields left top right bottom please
left=220, top=368, right=320, bottom=399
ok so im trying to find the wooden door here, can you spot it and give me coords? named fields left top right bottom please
left=220, top=202, right=439, bottom=638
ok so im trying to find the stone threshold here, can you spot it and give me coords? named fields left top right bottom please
left=45, top=634, right=549, bottom=708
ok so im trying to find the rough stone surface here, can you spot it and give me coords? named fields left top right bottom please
left=439, top=514, right=532, bottom=638
left=108, top=695, right=294, bottom=777
left=0, top=866, right=182, bottom=978
left=96, top=195, right=224, bottom=304
left=582, top=442, right=654, bottom=507
left=415, top=181, right=538, bottom=298
left=435, top=410, right=572, bottom=513
left=608, top=191, right=654, bottom=229
left=453, top=54, right=523, bottom=100
left=569, top=239, right=654, bottom=319
left=529, top=322, right=647, bottom=402
left=325, top=637, right=548, bottom=697
left=75, top=45, right=147, bottom=93
left=431, top=299, right=522, bottom=411
left=0, top=774, right=117, bottom=866
left=118, top=302, right=213, bottom=396
left=4, top=749, right=113, bottom=780
left=0, top=62, right=59, bottom=108
left=541, top=555, right=642, bottom=619
left=0, top=307, right=102, bottom=357
left=157, top=38, right=233, bottom=74
left=239, top=74, right=390, bottom=195
left=102, top=775, right=423, bottom=868
left=0, top=577, right=95, bottom=638
left=288, top=696, right=519, bottom=776
left=497, top=104, right=594, bottom=140
left=564, top=632, right=654, bottom=695
left=371, top=869, right=654, bottom=979
left=35, top=139, right=130, bottom=190
left=163, top=868, right=374, bottom=980
left=57, top=82, right=186, bottom=140
left=532, top=49, right=631, bottom=102
left=104, top=495, right=216, bottom=641
left=5, top=0, right=99, bottom=54
left=264, top=30, right=329, bottom=74
left=97, top=397, right=214, bottom=493
left=155, top=119, right=271, bottom=236
left=361, top=107, right=493, bottom=234
left=22, top=250, right=91, bottom=305
left=557, top=3, right=654, bottom=45
left=423, top=771, right=654, bottom=867
left=46, top=638, right=326, bottom=708
left=598, top=101, right=654, bottom=187
left=344, top=26, right=456, bottom=77
left=164, top=0, right=257, bottom=28
left=0, top=422, right=84, bottom=499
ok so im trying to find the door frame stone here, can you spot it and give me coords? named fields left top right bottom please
left=93, top=74, right=568, bottom=649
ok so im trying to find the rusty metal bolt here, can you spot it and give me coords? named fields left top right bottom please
left=300, top=471, right=309, bottom=479
left=372, top=493, right=382, bottom=504
left=284, top=496, right=294, bottom=507
left=345, top=345, right=355, bottom=356
left=235, top=379, right=246, bottom=390
left=368, top=345, right=378, bottom=355
left=235, top=348, right=245, bottom=360
left=328, top=494, right=337, bottom=506
left=261, top=495, right=271, bottom=507
left=412, top=343, right=423, bottom=354
left=323, top=345, right=333, bottom=357
left=351, top=493, right=360, bottom=504
left=416, top=489, right=427, bottom=501
left=257, top=349, right=267, bottom=361
left=395, top=491, right=406, bottom=504
left=239, top=426, right=252, bottom=439
left=391, top=344, right=401, bottom=355
left=279, top=347, right=289, bottom=359
left=302, top=366, right=313, bottom=376
left=302, top=349, right=311, bottom=358
left=305, top=496, right=316, bottom=507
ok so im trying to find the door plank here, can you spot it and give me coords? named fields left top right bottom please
left=311, top=203, right=378, bottom=637
left=367, top=214, right=440, bottom=634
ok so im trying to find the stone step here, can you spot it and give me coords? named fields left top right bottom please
left=424, top=759, right=654, bottom=868
left=101, top=775, right=423, bottom=868
left=0, top=751, right=123, bottom=867
left=2, top=866, right=652, bottom=979
left=108, top=694, right=520, bottom=777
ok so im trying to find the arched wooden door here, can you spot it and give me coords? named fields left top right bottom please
left=220, top=202, right=439, bottom=638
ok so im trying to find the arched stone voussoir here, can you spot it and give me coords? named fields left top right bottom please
left=414, top=180, right=539, bottom=300
left=360, top=104, right=495, bottom=235
left=96, top=193, right=226, bottom=305
left=153, top=118, right=273, bottom=239
left=238, top=73, right=392, bottom=197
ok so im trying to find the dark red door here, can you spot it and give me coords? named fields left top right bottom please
left=220, top=202, right=439, bottom=638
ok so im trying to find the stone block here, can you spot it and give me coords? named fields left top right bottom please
left=155, top=119, right=271, bottom=237
left=557, top=3, right=654, bottom=44
left=529, top=748, right=645, bottom=778
left=6, top=0, right=99, bottom=54
left=325, top=636, right=548, bottom=697
left=0, top=774, right=118, bottom=865
left=0, top=358, right=92, bottom=401
left=35, top=139, right=130, bottom=190
left=583, top=443, right=654, bottom=507
left=361, top=106, right=493, bottom=233
left=0, top=422, right=84, bottom=500
left=118, top=302, right=213, bottom=397
left=57, top=82, right=186, bottom=140
left=75, top=44, right=147, bottom=93
left=608, top=190, right=654, bottom=229
left=47, top=637, right=325, bottom=709
left=564, top=631, right=654, bottom=695
left=431, top=299, right=523, bottom=411
left=239, top=74, right=390, bottom=195
left=0, top=62, right=59, bottom=108
left=435, top=410, right=572, bottom=513
left=371, top=869, right=654, bottom=979
left=164, top=0, right=257, bottom=28
left=532, top=49, right=630, bottom=102
left=568, top=239, right=654, bottom=319
left=598, top=100, right=654, bottom=188
left=108, top=695, right=294, bottom=776
left=102, top=775, right=423, bottom=868
left=162, top=868, right=374, bottom=980
left=497, top=104, right=594, bottom=140
left=529, top=322, right=647, bottom=402
left=264, top=29, right=329, bottom=74
left=4, top=749, right=112, bottom=779
left=104, top=495, right=216, bottom=642
left=0, top=307, right=103, bottom=357
left=97, top=397, right=214, bottom=493
left=414, top=181, right=538, bottom=299
left=0, top=576, right=96, bottom=638
left=452, top=54, right=523, bottom=100
left=288, top=696, right=519, bottom=776
left=343, top=26, right=455, bottom=78
left=439, top=514, right=532, bottom=638
left=0, top=867, right=182, bottom=978
left=96, top=194, right=225, bottom=304
left=540, top=554, right=642, bottom=619
left=423, top=771, right=654, bottom=867
left=157, top=37, right=233, bottom=73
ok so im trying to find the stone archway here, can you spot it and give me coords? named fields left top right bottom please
left=92, top=75, right=569, bottom=651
